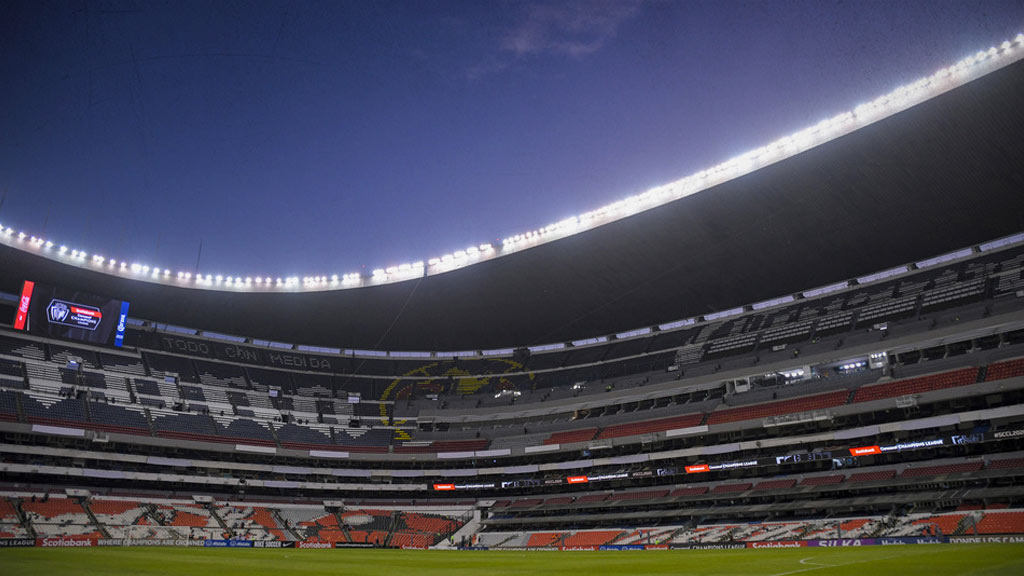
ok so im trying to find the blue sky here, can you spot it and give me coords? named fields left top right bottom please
left=2, top=0, right=1022, bottom=280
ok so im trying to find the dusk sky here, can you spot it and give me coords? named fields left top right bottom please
left=2, top=1, right=1023, bottom=280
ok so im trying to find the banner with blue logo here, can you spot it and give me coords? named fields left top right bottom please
left=114, top=300, right=130, bottom=347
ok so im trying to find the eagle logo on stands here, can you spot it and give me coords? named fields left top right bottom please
left=48, top=301, right=70, bottom=323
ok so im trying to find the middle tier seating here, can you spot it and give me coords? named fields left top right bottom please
left=596, top=413, right=703, bottom=439
left=706, top=390, right=848, bottom=425
left=543, top=428, right=599, bottom=445
left=853, top=367, right=980, bottom=403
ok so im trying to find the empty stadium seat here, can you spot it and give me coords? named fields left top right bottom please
left=853, top=368, right=979, bottom=403
left=543, top=428, right=598, bottom=445
left=707, top=390, right=848, bottom=425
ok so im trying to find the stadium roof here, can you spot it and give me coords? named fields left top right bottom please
left=2, top=49, right=1024, bottom=351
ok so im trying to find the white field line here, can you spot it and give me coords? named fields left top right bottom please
left=769, top=552, right=908, bottom=576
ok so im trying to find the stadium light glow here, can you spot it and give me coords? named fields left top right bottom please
left=0, top=34, right=1020, bottom=292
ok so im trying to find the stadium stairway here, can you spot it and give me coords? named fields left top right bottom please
left=143, top=408, right=157, bottom=437
left=13, top=393, right=25, bottom=423
left=432, top=510, right=482, bottom=550
left=208, top=504, right=233, bottom=538
left=81, top=398, right=93, bottom=424
left=331, top=511, right=353, bottom=543
left=271, top=508, right=301, bottom=541
left=12, top=499, right=36, bottom=539
left=383, top=511, right=400, bottom=547
left=953, top=513, right=982, bottom=536
left=82, top=500, right=112, bottom=539
left=141, top=503, right=161, bottom=527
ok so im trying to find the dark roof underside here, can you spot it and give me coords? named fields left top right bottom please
left=3, top=59, right=1024, bottom=351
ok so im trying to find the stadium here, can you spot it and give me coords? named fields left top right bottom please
left=3, top=11, right=1024, bottom=576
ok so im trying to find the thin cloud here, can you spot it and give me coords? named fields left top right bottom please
left=466, top=57, right=511, bottom=82
left=500, top=0, right=643, bottom=58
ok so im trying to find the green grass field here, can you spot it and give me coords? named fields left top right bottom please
left=3, top=545, right=1024, bottom=575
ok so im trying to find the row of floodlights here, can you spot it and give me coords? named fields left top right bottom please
left=499, top=37, right=1024, bottom=252
left=2, top=227, right=494, bottom=289
left=1, top=34, right=1021, bottom=291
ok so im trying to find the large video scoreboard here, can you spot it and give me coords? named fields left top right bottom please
left=13, top=281, right=130, bottom=347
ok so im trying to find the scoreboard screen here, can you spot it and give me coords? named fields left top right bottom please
left=13, top=281, right=130, bottom=347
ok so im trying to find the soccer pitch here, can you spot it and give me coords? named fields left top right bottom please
left=2, top=545, right=1024, bottom=575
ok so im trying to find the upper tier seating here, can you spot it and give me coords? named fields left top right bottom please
left=195, top=360, right=249, bottom=389
left=85, top=401, right=151, bottom=435
left=132, top=379, right=162, bottom=397
left=20, top=394, right=87, bottom=424
left=150, top=410, right=217, bottom=437
left=275, top=423, right=334, bottom=447
left=0, top=390, right=19, bottom=422
left=48, top=344, right=99, bottom=369
left=145, top=353, right=197, bottom=382
left=98, top=352, right=147, bottom=376
left=0, top=358, right=25, bottom=378
left=0, top=335, right=45, bottom=360
left=334, top=427, right=391, bottom=452
left=214, top=418, right=277, bottom=444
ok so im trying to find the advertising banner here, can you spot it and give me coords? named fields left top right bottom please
left=0, top=538, right=35, bottom=548
left=948, top=536, right=1024, bottom=544
left=808, top=539, right=878, bottom=547
left=37, top=537, right=97, bottom=547
left=253, top=541, right=296, bottom=548
left=203, top=539, right=254, bottom=548
left=879, top=537, right=946, bottom=545
left=747, top=541, right=807, bottom=549
left=670, top=543, right=746, bottom=550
